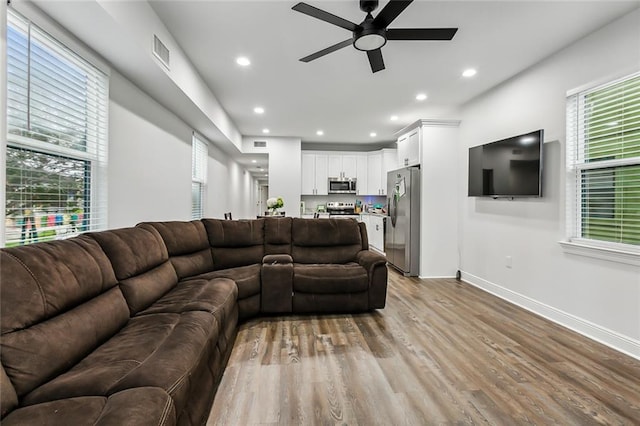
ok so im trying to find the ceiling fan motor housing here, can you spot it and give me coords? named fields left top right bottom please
left=353, top=14, right=387, bottom=51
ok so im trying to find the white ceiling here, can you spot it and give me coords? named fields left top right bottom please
left=27, top=0, right=639, bottom=181
left=148, top=0, right=639, bottom=143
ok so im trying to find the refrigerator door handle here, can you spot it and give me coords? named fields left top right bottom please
left=390, top=193, right=398, bottom=227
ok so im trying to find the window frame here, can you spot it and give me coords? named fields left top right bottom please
left=3, top=8, right=109, bottom=246
left=564, top=71, right=640, bottom=265
left=191, top=132, right=208, bottom=220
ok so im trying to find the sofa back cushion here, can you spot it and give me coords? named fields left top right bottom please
left=1, top=361, right=18, bottom=418
left=264, top=217, right=292, bottom=255
left=0, top=236, right=129, bottom=398
left=203, top=219, right=265, bottom=270
left=89, top=226, right=178, bottom=315
left=138, top=221, right=213, bottom=279
left=291, top=218, right=363, bottom=264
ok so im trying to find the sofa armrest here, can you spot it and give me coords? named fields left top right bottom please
left=261, top=255, right=293, bottom=313
left=356, top=250, right=388, bottom=309
left=263, top=254, right=293, bottom=264
left=356, top=250, right=386, bottom=273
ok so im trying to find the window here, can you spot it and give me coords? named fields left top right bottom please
left=5, top=10, right=108, bottom=246
left=191, top=133, right=208, bottom=219
left=566, top=72, right=640, bottom=252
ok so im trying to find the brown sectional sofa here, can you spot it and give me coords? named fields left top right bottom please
left=0, top=217, right=387, bottom=425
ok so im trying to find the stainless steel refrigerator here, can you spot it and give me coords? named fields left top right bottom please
left=385, top=166, right=420, bottom=276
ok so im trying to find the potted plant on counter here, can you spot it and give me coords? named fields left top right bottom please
left=266, top=197, right=284, bottom=216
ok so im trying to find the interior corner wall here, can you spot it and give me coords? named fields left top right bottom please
left=458, top=9, right=640, bottom=358
left=242, top=136, right=302, bottom=218
left=109, top=71, right=254, bottom=226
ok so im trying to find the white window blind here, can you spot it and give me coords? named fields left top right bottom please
left=191, top=133, right=208, bottom=219
left=5, top=10, right=108, bottom=246
left=566, top=72, right=640, bottom=250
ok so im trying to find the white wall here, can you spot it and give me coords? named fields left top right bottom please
left=459, top=9, right=640, bottom=358
left=420, top=124, right=460, bottom=278
left=109, top=72, right=256, bottom=227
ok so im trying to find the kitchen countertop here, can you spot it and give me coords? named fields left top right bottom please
left=360, top=212, right=387, bottom=218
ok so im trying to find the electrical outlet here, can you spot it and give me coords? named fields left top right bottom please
left=505, top=256, right=513, bottom=268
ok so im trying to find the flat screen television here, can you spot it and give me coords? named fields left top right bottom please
left=468, top=129, right=543, bottom=198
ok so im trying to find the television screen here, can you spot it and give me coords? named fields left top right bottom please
left=468, top=129, right=543, bottom=197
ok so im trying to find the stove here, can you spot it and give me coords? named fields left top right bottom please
left=326, top=202, right=356, bottom=216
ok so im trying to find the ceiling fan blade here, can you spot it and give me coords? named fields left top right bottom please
left=367, top=49, right=385, bottom=73
left=299, top=38, right=354, bottom=62
left=292, top=2, right=359, bottom=32
left=372, top=0, right=413, bottom=28
left=386, top=28, right=458, bottom=40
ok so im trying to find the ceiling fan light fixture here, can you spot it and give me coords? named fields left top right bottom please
left=354, top=32, right=386, bottom=51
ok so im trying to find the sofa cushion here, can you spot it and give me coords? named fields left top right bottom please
left=191, top=264, right=261, bottom=300
left=1, top=365, right=18, bottom=418
left=203, top=219, right=265, bottom=270
left=137, top=278, right=237, bottom=317
left=293, top=263, right=369, bottom=294
left=264, top=217, right=292, bottom=254
left=22, top=311, right=218, bottom=417
left=89, top=227, right=178, bottom=315
left=0, top=235, right=118, bottom=333
left=138, top=221, right=213, bottom=279
left=291, top=218, right=363, bottom=264
left=2, top=288, right=130, bottom=398
left=2, top=387, right=175, bottom=426
left=0, top=237, right=126, bottom=398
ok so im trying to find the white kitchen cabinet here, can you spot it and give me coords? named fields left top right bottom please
left=355, top=154, right=367, bottom=195
left=396, top=127, right=420, bottom=167
left=327, top=154, right=357, bottom=179
left=303, top=149, right=394, bottom=196
left=367, top=148, right=397, bottom=195
left=367, top=151, right=382, bottom=195
left=369, top=215, right=385, bottom=253
left=301, top=153, right=328, bottom=195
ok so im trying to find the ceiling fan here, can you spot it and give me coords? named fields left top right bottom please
left=292, top=0, right=458, bottom=73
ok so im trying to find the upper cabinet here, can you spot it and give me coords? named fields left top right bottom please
left=355, top=154, right=367, bottom=195
left=367, top=148, right=397, bottom=195
left=396, top=127, right=420, bottom=168
left=301, top=153, right=328, bottom=195
left=302, top=150, right=395, bottom=196
left=327, top=154, right=357, bottom=179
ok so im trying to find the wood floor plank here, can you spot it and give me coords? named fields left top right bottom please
left=208, top=269, right=640, bottom=425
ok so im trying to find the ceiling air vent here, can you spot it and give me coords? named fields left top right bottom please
left=254, top=140, right=267, bottom=148
left=153, top=35, right=170, bottom=69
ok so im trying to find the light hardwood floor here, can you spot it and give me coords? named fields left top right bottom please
left=207, top=268, right=640, bottom=425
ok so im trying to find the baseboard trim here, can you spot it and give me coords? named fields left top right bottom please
left=419, top=275, right=456, bottom=279
left=461, top=271, right=640, bottom=361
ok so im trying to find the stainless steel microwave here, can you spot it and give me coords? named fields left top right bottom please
left=328, top=178, right=357, bottom=194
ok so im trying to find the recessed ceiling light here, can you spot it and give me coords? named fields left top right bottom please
left=370, top=132, right=377, bottom=137
left=262, top=128, right=270, bottom=134
left=390, top=115, right=398, bottom=121
left=316, top=130, right=324, bottom=136
left=251, top=159, right=257, bottom=163
left=236, top=56, right=251, bottom=67
left=520, top=136, right=536, bottom=145
left=264, top=174, right=268, bottom=177
left=415, top=93, right=427, bottom=101
left=254, top=107, right=264, bottom=114
left=462, top=68, right=477, bottom=78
